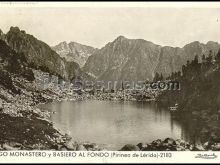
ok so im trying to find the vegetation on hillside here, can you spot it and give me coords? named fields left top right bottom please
left=158, top=49, right=220, bottom=144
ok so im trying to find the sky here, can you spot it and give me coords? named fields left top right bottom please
left=1, top=2, right=220, bottom=48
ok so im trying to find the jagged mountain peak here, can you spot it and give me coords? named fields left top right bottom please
left=207, top=41, right=218, bottom=45
left=111, top=35, right=158, bottom=49
left=110, top=35, right=128, bottom=46
left=9, top=26, right=23, bottom=34
left=83, top=36, right=165, bottom=81
left=68, top=41, right=95, bottom=50
left=191, top=41, right=201, bottom=44
left=8, top=26, right=26, bottom=34
left=184, top=41, right=202, bottom=47
left=59, top=41, right=68, bottom=45
left=55, top=41, right=69, bottom=50
left=52, top=41, right=97, bottom=68
left=9, top=26, right=20, bottom=31
left=115, top=35, right=127, bottom=41
left=206, top=41, right=220, bottom=48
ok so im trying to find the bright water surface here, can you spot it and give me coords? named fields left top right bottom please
left=39, top=100, right=195, bottom=150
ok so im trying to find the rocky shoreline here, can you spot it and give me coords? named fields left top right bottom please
left=0, top=70, right=219, bottom=151
left=120, top=138, right=220, bottom=151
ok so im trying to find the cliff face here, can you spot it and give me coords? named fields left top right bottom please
left=2, top=27, right=83, bottom=80
left=52, top=41, right=97, bottom=68
left=83, top=36, right=161, bottom=81
left=0, top=39, right=35, bottom=93
left=83, top=36, right=220, bottom=81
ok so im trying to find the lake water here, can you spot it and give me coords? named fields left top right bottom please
left=39, top=100, right=196, bottom=150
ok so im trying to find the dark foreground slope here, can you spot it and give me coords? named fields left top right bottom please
left=0, top=37, right=102, bottom=151
left=0, top=39, right=66, bottom=149
left=158, top=50, right=220, bottom=145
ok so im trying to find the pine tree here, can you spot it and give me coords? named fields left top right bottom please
left=202, top=54, right=206, bottom=63
left=193, top=54, right=199, bottom=65
left=182, top=65, right=186, bottom=76
left=153, top=72, right=160, bottom=82
left=160, top=73, right=163, bottom=81
left=215, top=48, right=220, bottom=63
left=171, top=72, right=175, bottom=80
left=177, top=71, right=181, bottom=77
left=121, top=81, right=124, bottom=90
left=206, top=50, right=213, bottom=64
left=187, top=60, right=190, bottom=66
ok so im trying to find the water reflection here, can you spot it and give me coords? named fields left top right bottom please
left=39, top=100, right=192, bottom=150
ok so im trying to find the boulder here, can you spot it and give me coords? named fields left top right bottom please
left=52, top=144, right=68, bottom=150
left=211, top=143, right=220, bottom=151
left=176, top=146, right=185, bottom=151
left=141, top=144, right=154, bottom=151
left=7, top=142, right=22, bottom=148
left=193, top=144, right=205, bottom=151
left=161, top=143, right=173, bottom=151
left=50, top=144, right=59, bottom=150
left=83, top=143, right=95, bottom=149
left=76, top=144, right=87, bottom=151
left=137, top=143, right=148, bottom=150
left=2, top=143, right=19, bottom=150
left=64, top=141, right=77, bottom=150
left=60, top=146, right=68, bottom=151
left=2, top=141, right=22, bottom=150
left=203, top=141, right=209, bottom=149
left=175, top=139, right=185, bottom=147
left=120, top=144, right=140, bottom=151
left=64, top=134, right=72, bottom=141
left=163, top=138, right=176, bottom=145
left=189, top=144, right=194, bottom=150
left=167, top=145, right=178, bottom=151
left=83, top=143, right=99, bottom=151
left=152, top=139, right=162, bottom=146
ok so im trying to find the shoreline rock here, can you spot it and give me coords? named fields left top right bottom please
left=120, top=138, right=216, bottom=151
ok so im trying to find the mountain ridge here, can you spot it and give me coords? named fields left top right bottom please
left=0, top=26, right=88, bottom=81
left=83, top=35, right=220, bottom=81
left=2, top=26, right=219, bottom=82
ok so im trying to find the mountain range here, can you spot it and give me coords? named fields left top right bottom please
left=1, top=26, right=220, bottom=83
left=83, top=36, right=220, bottom=81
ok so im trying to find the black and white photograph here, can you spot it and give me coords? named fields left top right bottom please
left=0, top=1, right=220, bottom=163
